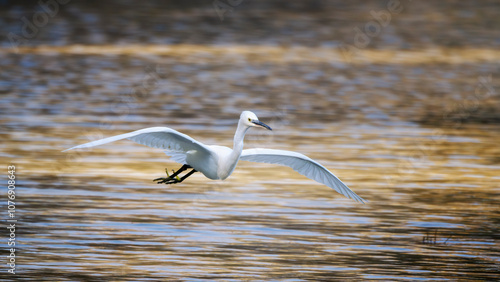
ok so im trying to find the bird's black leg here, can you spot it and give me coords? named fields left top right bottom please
left=177, top=169, right=197, bottom=183
left=168, top=164, right=190, bottom=179
left=153, top=164, right=196, bottom=184
left=155, top=168, right=197, bottom=185
left=153, top=164, right=190, bottom=183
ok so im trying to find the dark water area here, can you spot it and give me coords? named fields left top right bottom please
left=1, top=1, right=499, bottom=281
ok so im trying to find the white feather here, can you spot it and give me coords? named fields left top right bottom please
left=164, top=151, right=187, bottom=164
left=63, top=127, right=214, bottom=172
left=240, top=148, right=366, bottom=204
left=64, top=127, right=207, bottom=152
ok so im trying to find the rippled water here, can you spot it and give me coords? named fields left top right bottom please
left=1, top=45, right=498, bottom=281
left=1, top=2, right=500, bottom=280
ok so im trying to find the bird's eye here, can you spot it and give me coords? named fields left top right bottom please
left=248, top=118, right=251, bottom=122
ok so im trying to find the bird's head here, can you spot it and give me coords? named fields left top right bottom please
left=240, top=111, right=272, bottom=130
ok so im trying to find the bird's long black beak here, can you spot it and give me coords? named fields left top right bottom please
left=252, top=120, right=272, bottom=130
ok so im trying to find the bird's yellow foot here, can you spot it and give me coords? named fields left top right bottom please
left=153, top=168, right=182, bottom=184
left=154, top=177, right=182, bottom=184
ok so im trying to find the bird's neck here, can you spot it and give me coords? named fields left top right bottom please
left=229, top=121, right=249, bottom=163
left=216, top=122, right=249, bottom=180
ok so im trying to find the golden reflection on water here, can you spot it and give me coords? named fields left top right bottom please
left=3, top=45, right=500, bottom=64
left=1, top=44, right=499, bottom=280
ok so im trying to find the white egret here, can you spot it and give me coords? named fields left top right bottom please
left=64, top=111, right=366, bottom=203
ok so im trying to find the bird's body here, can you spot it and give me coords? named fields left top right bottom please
left=64, top=111, right=366, bottom=203
left=186, top=145, right=234, bottom=180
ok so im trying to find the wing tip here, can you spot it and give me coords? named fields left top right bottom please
left=347, top=191, right=367, bottom=204
left=62, top=146, right=76, bottom=152
left=62, top=144, right=89, bottom=152
left=356, top=197, right=368, bottom=205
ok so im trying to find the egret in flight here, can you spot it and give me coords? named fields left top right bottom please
left=64, top=111, right=366, bottom=203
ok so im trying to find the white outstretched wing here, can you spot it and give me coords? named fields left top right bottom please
left=240, top=148, right=366, bottom=204
left=63, top=127, right=213, bottom=164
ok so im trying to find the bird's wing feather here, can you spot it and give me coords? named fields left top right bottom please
left=240, top=148, right=366, bottom=204
left=63, top=127, right=212, bottom=160
left=163, top=151, right=188, bottom=164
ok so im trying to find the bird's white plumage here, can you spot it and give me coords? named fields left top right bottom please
left=64, top=111, right=366, bottom=203
left=240, top=148, right=366, bottom=203
left=63, top=127, right=219, bottom=179
left=163, top=151, right=188, bottom=164
left=63, top=127, right=209, bottom=153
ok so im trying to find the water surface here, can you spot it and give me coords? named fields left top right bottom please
left=1, top=1, right=499, bottom=280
